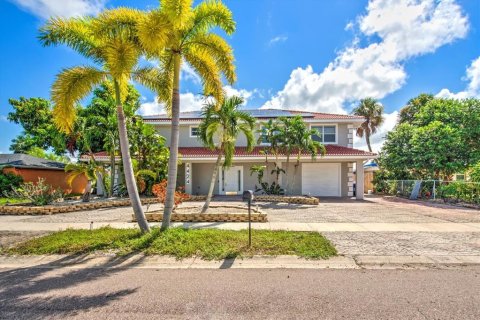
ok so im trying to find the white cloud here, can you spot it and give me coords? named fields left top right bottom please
left=181, top=62, right=201, bottom=84
left=138, top=86, right=258, bottom=116
left=0, top=115, right=8, bottom=122
left=11, top=0, right=106, bottom=19
left=268, top=35, right=288, bottom=46
left=138, top=93, right=208, bottom=116
left=223, top=85, right=257, bottom=105
left=436, top=56, right=480, bottom=99
left=262, top=0, right=469, bottom=113
left=354, top=110, right=399, bottom=152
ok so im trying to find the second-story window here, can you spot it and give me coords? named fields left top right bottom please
left=190, top=126, right=200, bottom=137
left=311, top=125, right=336, bottom=143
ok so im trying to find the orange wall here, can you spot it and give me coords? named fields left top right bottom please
left=2, top=167, right=87, bottom=194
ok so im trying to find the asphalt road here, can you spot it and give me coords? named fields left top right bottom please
left=0, top=267, right=479, bottom=319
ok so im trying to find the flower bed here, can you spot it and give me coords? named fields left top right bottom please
left=0, top=194, right=207, bottom=215
left=137, top=205, right=267, bottom=223
left=254, top=195, right=319, bottom=205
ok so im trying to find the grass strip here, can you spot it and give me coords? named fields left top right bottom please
left=7, top=227, right=337, bottom=260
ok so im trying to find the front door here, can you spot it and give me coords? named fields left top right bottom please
left=220, top=166, right=243, bottom=195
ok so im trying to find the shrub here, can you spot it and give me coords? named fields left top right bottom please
left=152, top=180, right=190, bottom=209
left=438, top=181, right=480, bottom=205
left=0, top=172, right=23, bottom=194
left=5, top=178, right=64, bottom=206
left=468, top=162, right=480, bottom=183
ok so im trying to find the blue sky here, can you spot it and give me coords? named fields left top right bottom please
left=1, top=0, right=479, bottom=152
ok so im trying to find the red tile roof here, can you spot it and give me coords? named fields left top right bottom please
left=82, top=145, right=375, bottom=161
left=143, top=109, right=365, bottom=122
left=178, top=145, right=376, bottom=157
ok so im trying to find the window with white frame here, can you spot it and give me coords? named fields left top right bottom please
left=190, top=126, right=200, bottom=137
left=311, top=125, right=336, bottom=143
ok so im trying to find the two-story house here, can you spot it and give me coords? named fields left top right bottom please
left=143, top=109, right=376, bottom=200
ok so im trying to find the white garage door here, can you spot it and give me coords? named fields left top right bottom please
left=302, top=163, right=341, bottom=196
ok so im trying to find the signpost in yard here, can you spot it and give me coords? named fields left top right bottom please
left=242, top=190, right=254, bottom=247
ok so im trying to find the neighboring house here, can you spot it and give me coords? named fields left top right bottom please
left=362, top=159, right=379, bottom=194
left=142, top=109, right=376, bottom=199
left=0, top=153, right=87, bottom=194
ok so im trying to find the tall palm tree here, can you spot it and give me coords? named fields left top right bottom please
left=137, top=0, right=236, bottom=229
left=352, top=98, right=385, bottom=152
left=291, top=122, right=326, bottom=194
left=198, top=96, right=255, bottom=213
left=39, top=9, right=166, bottom=233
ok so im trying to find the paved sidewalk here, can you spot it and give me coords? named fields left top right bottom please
left=1, top=254, right=480, bottom=270
left=2, top=221, right=480, bottom=232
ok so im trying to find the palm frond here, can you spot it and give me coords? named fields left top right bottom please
left=133, top=66, right=172, bottom=108
left=92, top=7, right=143, bottom=41
left=39, top=17, right=103, bottom=63
left=161, top=0, right=194, bottom=30
left=137, top=9, right=171, bottom=56
left=103, top=38, right=140, bottom=80
left=184, top=47, right=223, bottom=107
left=51, top=66, right=106, bottom=133
left=191, top=0, right=235, bottom=35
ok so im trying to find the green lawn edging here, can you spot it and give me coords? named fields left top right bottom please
left=5, top=227, right=337, bottom=260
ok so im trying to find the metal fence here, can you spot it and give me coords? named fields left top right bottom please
left=381, top=180, right=480, bottom=205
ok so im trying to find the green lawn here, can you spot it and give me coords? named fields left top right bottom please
left=0, top=198, right=29, bottom=205
left=6, top=227, right=337, bottom=260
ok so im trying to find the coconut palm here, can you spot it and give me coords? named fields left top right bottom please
left=352, top=98, right=385, bottom=152
left=137, top=0, right=236, bottom=229
left=38, top=8, right=166, bottom=232
left=198, top=96, right=255, bottom=213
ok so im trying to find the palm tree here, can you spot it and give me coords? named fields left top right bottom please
left=258, top=119, right=282, bottom=184
left=198, top=96, right=255, bottom=213
left=291, top=122, right=326, bottom=194
left=137, top=0, right=236, bottom=229
left=39, top=9, right=166, bottom=233
left=277, top=116, right=303, bottom=195
left=65, top=160, right=105, bottom=202
left=352, top=98, right=385, bottom=152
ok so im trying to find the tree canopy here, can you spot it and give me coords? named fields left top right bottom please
left=379, top=96, right=480, bottom=180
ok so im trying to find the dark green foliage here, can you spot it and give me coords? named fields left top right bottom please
left=438, top=182, right=480, bottom=205
left=7, top=97, right=67, bottom=154
left=8, top=227, right=337, bottom=260
left=379, top=96, right=480, bottom=180
left=0, top=172, right=23, bottom=194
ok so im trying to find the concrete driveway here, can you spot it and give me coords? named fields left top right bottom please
left=1, top=195, right=479, bottom=257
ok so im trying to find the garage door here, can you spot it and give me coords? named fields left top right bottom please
left=301, top=163, right=341, bottom=196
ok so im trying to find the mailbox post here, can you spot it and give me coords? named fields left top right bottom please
left=242, top=190, right=254, bottom=247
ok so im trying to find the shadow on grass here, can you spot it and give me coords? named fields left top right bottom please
left=0, top=253, right=145, bottom=319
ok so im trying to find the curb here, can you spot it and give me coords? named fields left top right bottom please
left=0, top=254, right=479, bottom=270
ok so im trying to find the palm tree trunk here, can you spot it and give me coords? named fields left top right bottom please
left=114, top=80, right=150, bottom=233
left=201, top=152, right=222, bottom=213
left=110, top=151, right=116, bottom=197
left=82, top=180, right=92, bottom=202
left=292, top=152, right=301, bottom=195
left=96, top=171, right=106, bottom=197
left=284, top=153, right=290, bottom=195
left=366, top=132, right=373, bottom=153
left=162, top=54, right=182, bottom=231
